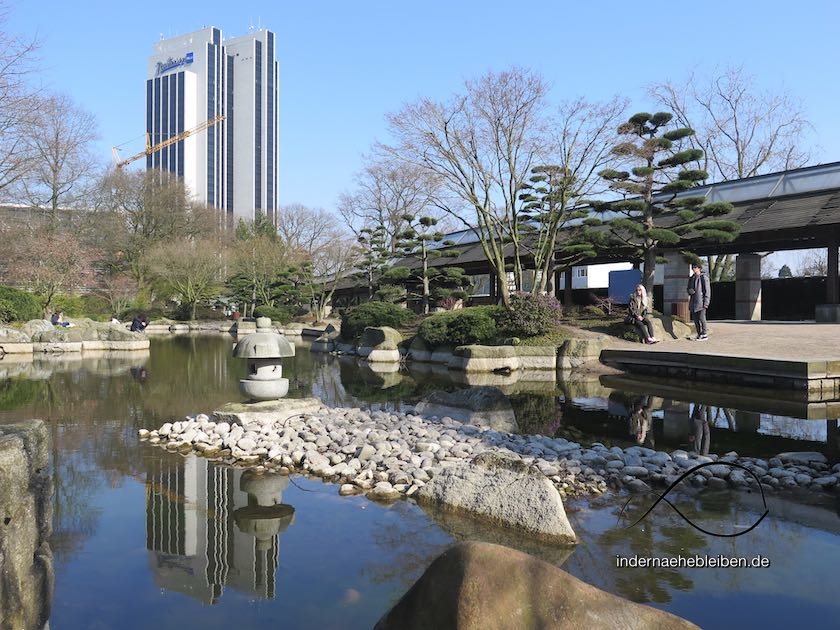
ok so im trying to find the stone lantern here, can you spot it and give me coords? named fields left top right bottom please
left=233, top=471, right=295, bottom=551
left=233, top=316, right=295, bottom=400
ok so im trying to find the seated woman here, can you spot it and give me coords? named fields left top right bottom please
left=628, top=284, right=658, bottom=344
left=50, top=310, right=71, bottom=327
left=628, top=395, right=654, bottom=447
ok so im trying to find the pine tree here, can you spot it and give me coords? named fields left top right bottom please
left=518, top=165, right=600, bottom=294
left=380, top=214, right=469, bottom=314
left=592, top=112, right=740, bottom=294
left=355, top=224, right=390, bottom=299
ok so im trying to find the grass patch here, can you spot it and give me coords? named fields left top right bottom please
left=517, top=327, right=571, bottom=346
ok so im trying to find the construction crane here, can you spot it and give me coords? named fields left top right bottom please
left=112, top=115, right=225, bottom=169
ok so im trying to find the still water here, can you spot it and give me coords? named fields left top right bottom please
left=2, top=335, right=839, bottom=629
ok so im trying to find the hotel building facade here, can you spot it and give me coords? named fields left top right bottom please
left=146, top=26, right=278, bottom=226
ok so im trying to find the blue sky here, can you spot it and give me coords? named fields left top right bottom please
left=7, top=0, right=840, bottom=218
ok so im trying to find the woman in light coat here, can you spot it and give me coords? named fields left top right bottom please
left=629, top=284, right=658, bottom=344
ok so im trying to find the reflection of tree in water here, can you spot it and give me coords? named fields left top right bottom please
left=339, top=364, right=418, bottom=409
left=361, top=501, right=454, bottom=591
left=508, top=393, right=560, bottom=435
left=0, top=378, right=44, bottom=410
left=595, top=496, right=708, bottom=603
left=49, top=436, right=104, bottom=561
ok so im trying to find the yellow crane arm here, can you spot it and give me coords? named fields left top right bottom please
left=112, top=115, right=225, bottom=169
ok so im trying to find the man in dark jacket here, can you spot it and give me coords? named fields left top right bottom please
left=130, top=314, right=148, bottom=332
left=687, top=263, right=711, bottom=340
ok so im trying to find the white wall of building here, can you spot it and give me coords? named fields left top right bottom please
left=560, top=262, right=633, bottom=289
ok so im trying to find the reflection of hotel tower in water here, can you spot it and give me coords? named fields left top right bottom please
left=146, top=27, right=279, bottom=227
left=145, top=455, right=294, bottom=602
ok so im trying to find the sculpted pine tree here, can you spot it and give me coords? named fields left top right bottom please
left=518, top=165, right=599, bottom=294
left=649, top=67, right=813, bottom=280
left=516, top=98, right=627, bottom=295
left=381, top=214, right=466, bottom=314
left=593, top=112, right=740, bottom=295
left=355, top=224, right=390, bottom=299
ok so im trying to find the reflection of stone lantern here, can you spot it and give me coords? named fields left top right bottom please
left=233, top=471, right=295, bottom=551
left=233, top=317, right=295, bottom=400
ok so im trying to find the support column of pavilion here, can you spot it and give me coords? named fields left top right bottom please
left=662, top=252, right=690, bottom=321
left=816, top=233, right=840, bottom=322
left=736, top=253, right=763, bottom=320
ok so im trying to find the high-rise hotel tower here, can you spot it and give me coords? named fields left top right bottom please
left=146, top=27, right=278, bottom=226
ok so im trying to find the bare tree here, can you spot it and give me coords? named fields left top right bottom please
left=275, top=202, right=355, bottom=319
left=97, top=273, right=137, bottom=317
left=649, top=66, right=813, bottom=280
left=17, top=92, right=99, bottom=221
left=795, top=249, right=829, bottom=277
left=0, top=2, right=40, bottom=197
left=145, top=238, right=227, bottom=320
left=298, top=238, right=359, bottom=322
left=384, top=67, right=550, bottom=308
left=338, top=156, right=447, bottom=253
left=519, top=97, right=627, bottom=294
left=276, top=203, right=344, bottom=256
left=650, top=66, right=811, bottom=181
left=89, top=169, right=218, bottom=293
left=2, top=225, right=98, bottom=314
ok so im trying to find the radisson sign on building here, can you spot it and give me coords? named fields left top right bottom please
left=155, top=52, right=194, bottom=76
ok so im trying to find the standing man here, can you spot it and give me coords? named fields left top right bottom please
left=687, top=262, right=711, bottom=340
left=689, top=403, right=710, bottom=454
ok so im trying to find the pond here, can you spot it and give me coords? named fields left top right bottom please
left=1, top=334, right=839, bottom=629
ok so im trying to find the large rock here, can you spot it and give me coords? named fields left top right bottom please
left=0, top=326, right=30, bottom=343
left=0, top=326, right=33, bottom=355
left=0, top=420, right=53, bottom=630
left=514, top=344, right=558, bottom=370
left=420, top=501, right=575, bottom=569
left=214, top=397, right=325, bottom=428
left=31, top=325, right=84, bottom=353
left=415, top=386, right=518, bottom=432
left=557, top=336, right=607, bottom=369
left=357, top=326, right=402, bottom=362
left=71, top=319, right=149, bottom=349
left=21, top=320, right=53, bottom=337
left=415, top=451, right=576, bottom=545
left=777, top=451, right=828, bottom=465
left=310, top=326, right=340, bottom=353
left=406, top=336, right=433, bottom=362
left=652, top=314, right=692, bottom=340
left=448, top=344, right=521, bottom=373
left=375, top=541, right=699, bottom=630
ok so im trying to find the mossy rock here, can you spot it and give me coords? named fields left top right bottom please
left=513, top=345, right=557, bottom=357
left=453, top=345, right=517, bottom=359
left=358, top=326, right=402, bottom=350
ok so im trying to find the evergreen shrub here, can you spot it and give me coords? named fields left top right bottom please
left=50, top=294, right=86, bottom=317
left=418, top=305, right=500, bottom=347
left=494, top=292, right=563, bottom=338
left=340, top=302, right=415, bottom=341
left=0, top=286, right=40, bottom=323
left=253, top=305, right=296, bottom=324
